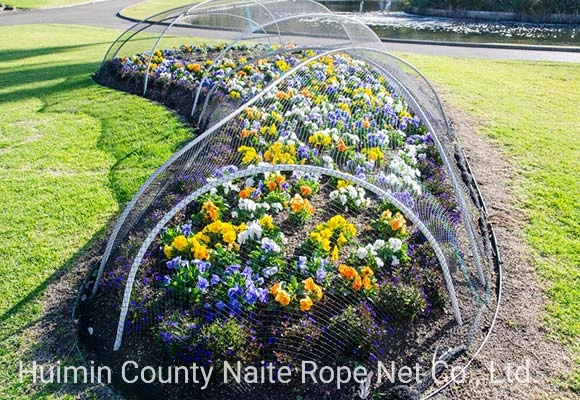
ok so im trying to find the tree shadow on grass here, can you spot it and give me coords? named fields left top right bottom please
left=0, top=41, right=113, bottom=63
left=0, top=61, right=101, bottom=103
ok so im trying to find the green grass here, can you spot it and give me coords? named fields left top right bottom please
left=0, top=23, right=579, bottom=398
left=119, top=0, right=204, bottom=21
left=400, top=53, right=580, bottom=389
left=6, top=0, right=89, bottom=9
left=0, top=24, right=193, bottom=399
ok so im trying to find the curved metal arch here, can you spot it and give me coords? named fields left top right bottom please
left=92, top=46, right=482, bottom=310
left=113, top=163, right=463, bottom=351
left=189, top=11, right=382, bottom=117
left=98, top=5, right=193, bottom=73
left=143, top=0, right=283, bottom=95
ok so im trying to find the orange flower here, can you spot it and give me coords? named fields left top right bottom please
left=266, top=181, right=278, bottom=191
left=300, top=185, right=312, bottom=197
left=304, top=199, right=314, bottom=214
left=303, top=277, right=316, bottom=292
left=301, top=88, right=314, bottom=98
left=362, top=276, right=372, bottom=291
left=391, top=213, right=406, bottom=232
left=337, top=139, right=347, bottom=152
left=240, top=129, right=253, bottom=138
left=312, top=285, right=323, bottom=301
left=351, top=273, right=362, bottom=291
left=270, top=282, right=282, bottom=297
left=239, top=187, right=253, bottom=199
left=362, top=118, right=371, bottom=129
left=300, top=296, right=313, bottom=312
left=303, top=278, right=323, bottom=301
left=361, top=266, right=374, bottom=277
left=194, top=245, right=210, bottom=261
left=275, top=290, right=291, bottom=306
left=338, top=264, right=356, bottom=280
left=290, top=194, right=304, bottom=212
left=202, top=200, right=219, bottom=221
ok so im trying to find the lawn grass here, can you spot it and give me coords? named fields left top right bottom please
left=0, top=24, right=194, bottom=399
left=0, top=23, right=578, bottom=398
left=119, top=0, right=204, bottom=21
left=400, top=53, right=580, bottom=389
left=6, top=0, right=89, bottom=9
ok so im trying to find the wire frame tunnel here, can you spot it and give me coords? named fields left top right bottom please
left=84, top=3, right=498, bottom=398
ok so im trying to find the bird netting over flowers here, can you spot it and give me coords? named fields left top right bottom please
left=78, top=2, right=500, bottom=399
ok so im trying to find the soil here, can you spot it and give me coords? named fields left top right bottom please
left=430, top=100, right=579, bottom=400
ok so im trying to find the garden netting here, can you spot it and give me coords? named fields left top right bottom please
left=77, top=2, right=501, bottom=399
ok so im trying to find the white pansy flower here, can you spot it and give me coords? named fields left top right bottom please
left=375, top=257, right=385, bottom=268
left=271, top=202, right=283, bottom=213
left=238, top=198, right=257, bottom=212
left=389, top=238, right=403, bottom=253
left=237, top=220, right=263, bottom=245
left=357, top=247, right=368, bottom=259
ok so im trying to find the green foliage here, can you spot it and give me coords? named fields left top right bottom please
left=157, top=315, right=257, bottom=370
left=328, top=304, right=380, bottom=357
left=376, top=283, right=428, bottom=321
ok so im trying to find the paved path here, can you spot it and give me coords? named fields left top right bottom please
left=1, top=0, right=580, bottom=63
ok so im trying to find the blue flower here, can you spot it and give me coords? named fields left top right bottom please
left=194, top=260, right=211, bottom=273
left=244, top=285, right=258, bottom=305
left=166, top=256, right=182, bottom=270
left=262, top=266, right=278, bottom=278
left=225, top=264, right=240, bottom=275
left=162, top=275, right=171, bottom=286
left=197, top=277, right=209, bottom=292
left=257, top=288, right=269, bottom=303
left=181, top=223, right=192, bottom=237
left=228, top=285, right=242, bottom=299
left=229, top=299, right=242, bottom=313
left=241, top=266, right=253, bottom=278
left=210, top=274, right=220, bottom=286
left=313, top=70, right=326, bottom=82
left=296, top=256, right=307, bottom=274
left=216, top=301, right=226, bottom=311
left=261, top=237, right=281, bottom=253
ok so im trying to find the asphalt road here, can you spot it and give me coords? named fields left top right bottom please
left=1, top=0, right=580, bottom=63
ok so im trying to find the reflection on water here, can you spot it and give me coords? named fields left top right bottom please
left=319, top=2, right=579, bottom=46
left=352, top=12, right=579, bottom=46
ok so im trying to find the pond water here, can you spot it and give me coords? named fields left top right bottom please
left=318, top=1, right=579, bottom=46
left=353, top=12, right=580, bottom=46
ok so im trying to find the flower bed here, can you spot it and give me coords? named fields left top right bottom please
left=86, top=43, right=463, bottom=398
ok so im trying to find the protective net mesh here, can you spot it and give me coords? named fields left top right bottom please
left=79, top=2, right=500, bottom=399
